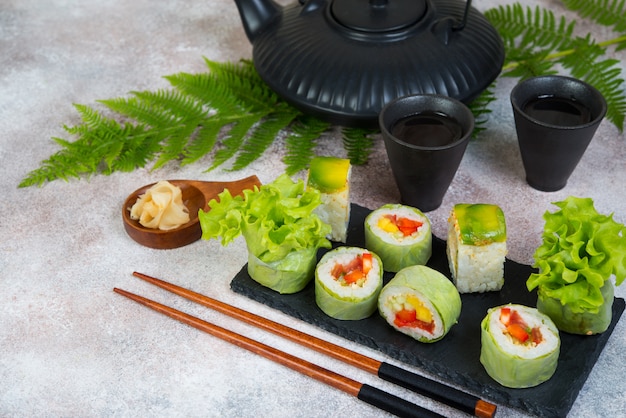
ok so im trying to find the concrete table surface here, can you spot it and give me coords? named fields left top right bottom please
left=1, top=0, right=624, bottom=417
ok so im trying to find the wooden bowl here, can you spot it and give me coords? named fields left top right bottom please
left=122, top=176, right=261, bottom=249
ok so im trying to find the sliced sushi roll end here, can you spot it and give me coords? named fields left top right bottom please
left=480, top=304, right=560, bottom=388
left=446, top=203, right=507, bottom=293
left=364, top=204, right=432, bottom=273
left=315, top=247, right=383, bottom=320
left=378, top=265, right=461, bottom=343
left=306, top=156, right=351, bottom=243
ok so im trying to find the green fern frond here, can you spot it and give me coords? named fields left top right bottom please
left=485, top=5, right=569, bottom=78
left=105, top=124, right=157, bottom=172
left=284, top=115, right=332, bottom=175
left=18, top=144, right=86, bottom=186
left=19, top=5, right=626, bottom=188
left=98, top=96, right=178, bottom=128
left=165, top=70, right=248, bottom=115
left=208, top=115, right=266, bottom=171
left=131, top=89, right=207, bottom=121
left=486, top=4, right=575, bottom=55
left=181, top=120, right=222, bottom=166
left=562, top=0, right=626, bottom=33
left=559, top=36, right=626, bottom=129
left=486, top=3, right=626, bottom=131
left=205, top=58, right=282, bottom=111
left=468, top=83, right=498, bottom=135
left=341, top=127, right=377, bottom=166
left=229, top=109, right=300, bottom=171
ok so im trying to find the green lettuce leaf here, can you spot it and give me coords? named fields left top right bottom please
left=527, top=196, right=626, bottom=313
left=198, top=174, right=332, bottom=263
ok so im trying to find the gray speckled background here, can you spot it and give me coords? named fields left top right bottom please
left=1, top=1, right=624, bottom=417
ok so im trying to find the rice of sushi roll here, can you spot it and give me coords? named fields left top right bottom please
left=446, top=203, right=507, bottom=293
left=315, top=247, right=383, bottom=320
left=378, top=265, right=461, bottom=343
left=364, top=204, right=432, bottom=273
left=480, top=304, right=560, bottom=388
left=306, top=156, right=351, bottom=243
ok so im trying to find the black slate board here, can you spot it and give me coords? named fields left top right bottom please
left=231, top=204, right=625, bottom=417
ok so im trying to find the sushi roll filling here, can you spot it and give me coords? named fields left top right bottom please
left=330, top=252, right=373, bottom=286
left=387, top=294, right=435, bottom=334
left=377, top=214, right=424, bottom=239
left=499, top=307, right=543, bottom=345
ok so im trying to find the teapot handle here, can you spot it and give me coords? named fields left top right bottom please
left=453, top=0, right=472, bottom=31
left=432, top=0, right=472, bottom=45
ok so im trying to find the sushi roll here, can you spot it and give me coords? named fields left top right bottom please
left=446, top=203, right=507, bottom=293
left=306, top=156, right=351, bottom=243
left=480, top=304, right=560, bottom=388
left=378, top=265, right=461, bottom=343
left=315, top=247, right=383, bottom=320
left=364, top=204, right=432, bottom=272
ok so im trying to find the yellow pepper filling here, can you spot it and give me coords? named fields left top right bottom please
left=407, top=295, right=433, bottom=323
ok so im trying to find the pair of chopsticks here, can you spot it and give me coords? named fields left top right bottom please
left=114, top=272, right=497, bottom=418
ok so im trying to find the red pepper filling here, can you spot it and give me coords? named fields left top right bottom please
left=394, top=309, right=435, bottom=334
left=331, top=253, right=373, bottom=285
left=499, top=307, right=543, bottom=344
left=384, top=215, right=423, bottom=236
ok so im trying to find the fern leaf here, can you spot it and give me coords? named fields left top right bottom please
left=204, top=58, right=282, bottom=111
left=283, top=115, right=331, bottom=175
left=559, top=36, right=626, bottom=130
left=487, top=3, right=626, bottom=131
left=341, top=127, right=377, bottom=166
left=131, top=89, right=207, bottom=121
left=468, top=83, right=498, bottom=135
left=562, top=0, right=626, bottom=33
left=181, top=120, right=222, bottom=166
left=486, top=5, right=574, bottom=55
left=152, top=122, right=199, bottom=170
left=229, top=109, right=300, bottom=171
left=165, top=71, right=246, bottom=116
left=208, top=114, right=268, bottom=171
left=19, top=5, right=626, bottom=188
left=111, top=126, right=163, bottom=172
left=19, top=146, right=86, bottom=187
left=98, top=96, right=178, bottom=129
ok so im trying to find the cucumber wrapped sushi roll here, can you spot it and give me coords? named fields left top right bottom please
left=364, top=204, right=432, bottom=272
left=307, top=156, right=351, bottom=243
left=378, top=265, right=461, bottom=343
left=315, top=247, right=383, bottom=320
left=480, top=304, right=560, bottom=388
left=446, top=203, right=507, bottom=293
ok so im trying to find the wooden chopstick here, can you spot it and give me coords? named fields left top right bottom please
left=131, top=272, right=497, bottom=418
left=113, top=287, right=445, bottom=418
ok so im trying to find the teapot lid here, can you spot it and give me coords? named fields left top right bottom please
left=245, top=0, right=505, bottom=127
left=332, top=0, right=427, bottom=33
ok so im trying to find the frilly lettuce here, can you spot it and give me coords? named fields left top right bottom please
left=198, top=174, right=332, bottom=263
left=527, top=196, right=626, bottom=313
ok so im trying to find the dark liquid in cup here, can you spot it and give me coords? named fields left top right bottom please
left=523, top=96, right=592, bottom=126
left=390, top=112, right=462, bottom=147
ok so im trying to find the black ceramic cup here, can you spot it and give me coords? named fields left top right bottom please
left=379, top=94, right=474, bottom=212
left=510, top=75, right=607, bottom=192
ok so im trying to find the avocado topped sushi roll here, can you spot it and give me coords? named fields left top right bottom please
left=307, top=156, right=351, bottom=243
left=315, top=247, right=383, bottom=320
left=364, top=204, right=432, bottom=272
left=480, top=304, right=560, bottom=388
left=378, top=265, right=461, bottom=343
left=446, top=203, right=507, bottom=293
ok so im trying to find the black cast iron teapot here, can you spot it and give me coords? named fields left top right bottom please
left=234, top=0, right=505, bottom=127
